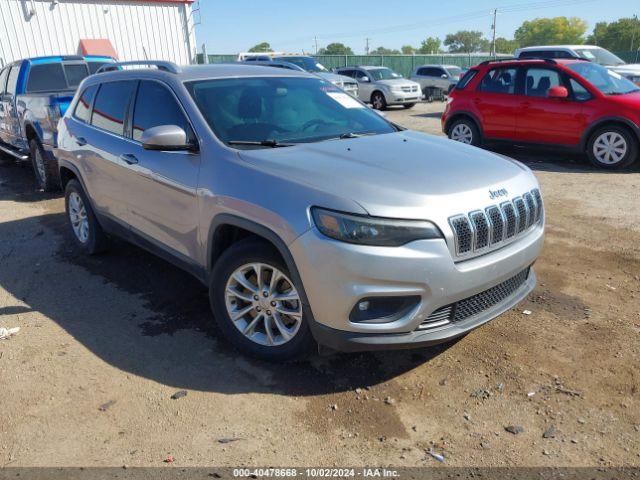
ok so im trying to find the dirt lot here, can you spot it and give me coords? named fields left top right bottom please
left=0, top=101, right=639, bottom=468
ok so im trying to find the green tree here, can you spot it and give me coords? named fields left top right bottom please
left=587, top=17, right=640, bottom=51
left=248, top=42, right=272, bottom=52
left=417, top=37, right=441, bottom=54
left=444, top=31, right=488, bottom=53
left=318, top=42, right=354, bottom=55
left=514, top=17, right=587, bottom=47
left=493, top=37, right=520, bottom=54
left=370, top=46, right=401, bottom=55
left=401, top=45, right=416, bottom=54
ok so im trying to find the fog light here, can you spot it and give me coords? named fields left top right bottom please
left=349, top=296, right=420, bottom=324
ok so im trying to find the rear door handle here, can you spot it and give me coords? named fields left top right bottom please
left=75, top=136, right=87, bottom=146
left=119, top=154, right=139, bottom=165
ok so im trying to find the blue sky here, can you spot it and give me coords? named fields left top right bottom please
left=195, top=0, right=638, bottom=54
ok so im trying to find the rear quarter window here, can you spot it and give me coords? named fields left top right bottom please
left=455, top=69, right=478, bottom=90
left=26, top=63, right=68, bottom=92
left=74, top=84, right=98, bottom=123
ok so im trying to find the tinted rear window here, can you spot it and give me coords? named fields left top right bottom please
left=91, top=81, right=137, bottom=136
left=64, top=64, right=89, bottom=88
left=26, top=63, right=68, bottom=92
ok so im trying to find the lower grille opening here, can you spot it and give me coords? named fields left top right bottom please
left=417, top=267, right=531, bottom=330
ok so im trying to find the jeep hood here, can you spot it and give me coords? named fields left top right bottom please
left=237, top=131, right=537, bottom=219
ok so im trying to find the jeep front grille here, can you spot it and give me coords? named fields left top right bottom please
left=417, top=267, right=531, bottom=330
left=448, top=189, right=543, bottom=258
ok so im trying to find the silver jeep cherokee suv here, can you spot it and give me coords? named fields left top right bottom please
left=56, top=61, right=544, bottom=361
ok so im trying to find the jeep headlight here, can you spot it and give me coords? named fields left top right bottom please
left=311, top=208, right=442, bottom=246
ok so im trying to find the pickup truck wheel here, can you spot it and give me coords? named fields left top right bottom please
left=29, top=138, right=60, bottom=192
left=448, top=118, right=481, bottom=147
left=64, top=179, right=108, bottom=254
left=586, top=126, right=637, bottom=170
left=371, top=92, right=387, bottom=110
left=210, top=239, right=315, bottom=361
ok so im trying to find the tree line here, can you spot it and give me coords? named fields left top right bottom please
left=247, top=15, right=640, bottom=55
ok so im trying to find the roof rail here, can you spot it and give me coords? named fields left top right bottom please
left=96, top=60, right=181, bottom=74
left=478, top=57, right=518, bottom=65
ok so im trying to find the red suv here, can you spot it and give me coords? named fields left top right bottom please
left=442, top=58, right=640, bottom=169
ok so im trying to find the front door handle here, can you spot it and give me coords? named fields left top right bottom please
left=75, top=136, right=87, bottom=146
left=119, top=153, right=139, bottom=165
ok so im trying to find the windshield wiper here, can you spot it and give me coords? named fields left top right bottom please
left=227, top=139, right=295, bottom=148
left=338, top=132, right=378, bottom=139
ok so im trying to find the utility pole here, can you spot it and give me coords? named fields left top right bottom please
left=490, top=9, right=497, bottom=57
left=365, top=38, right=370, bottom=55
left=314, top=36, right=319, bottom=55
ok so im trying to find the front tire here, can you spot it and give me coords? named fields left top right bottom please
left=209, top=239, right=316, bottom=361
left=448, top=118, right=481, bottom=147
left=586, top=126, right=637, bottom=170
left=64, top=179, right=109, bottom=254
left=371, top=91, right=387, bottom=111
left=30, top=138, right=59, bottom=192
left=403, top=103, right=416, bottom=109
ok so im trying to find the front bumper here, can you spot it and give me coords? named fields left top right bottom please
left=289, top=225, right=543, bottom=351
left=386, top=89, right=421, bottom=105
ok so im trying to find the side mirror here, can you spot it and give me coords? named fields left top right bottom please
left=548, top=86, right=569, bottom=99
left=441, top=74, right=448, bottom=78
left=360, top=76, right=370, bottom=83
left=140, top=125, right=194, bottom=151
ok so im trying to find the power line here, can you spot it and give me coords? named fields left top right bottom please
left=273, top=0, right=599, bottom=49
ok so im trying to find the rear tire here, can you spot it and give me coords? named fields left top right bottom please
left=64, top=179, right=109, bottom=255
left=448, top=118, right=481, bottom=147
left=371, top=91, right=387, bottom=111
left=209, top=239, right=316, bottom=362
left=30, top=138, right=60, bottom=192
left=586, top=125, right=637, bottom=170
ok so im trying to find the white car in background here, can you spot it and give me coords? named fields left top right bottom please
left=336, top=66, right=421, bottom=110
left=515, top=45, right=640, bottom=85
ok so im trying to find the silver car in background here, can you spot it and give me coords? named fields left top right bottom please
left=55, top=61, right=544, bottom=361
left=336, top=66, right=422, bottom=110
left=410, top=64, right=465, bottom=100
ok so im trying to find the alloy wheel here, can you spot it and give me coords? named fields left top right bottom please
left=224, top=263, right=302, bottom=347
left=372, top=94, right=384, bottom=110
left=68, top=192, right=89, bottom=243
left=450, top=123, right=473, bottom=144
left=593, top=131, right=627, bottom=165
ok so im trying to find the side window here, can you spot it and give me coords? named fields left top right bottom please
left=0, top=68, right=8, bottom=94
left=520, top=50, right=549, bottom=59
left=6, top=67, right=20, bottom=96
left=524, top=68, right=561, bottom=97
left=91, top=81, right=137, bottom=136
left=132, top=81, right=194, bottom=143
left=478, top=67, right=517, bottom=94
left=354, top=70, right=368, bottom=80
left=74, top=84, right=98, bottom=123
left=569, top=78, right=591, bottom=101
left=88, top=62, right=110, bottom=74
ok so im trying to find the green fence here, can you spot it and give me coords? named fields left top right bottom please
left=197, top=52, right=640, bottom=77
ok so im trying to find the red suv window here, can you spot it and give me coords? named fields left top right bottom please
left=477, top=67, right=517, bottom=94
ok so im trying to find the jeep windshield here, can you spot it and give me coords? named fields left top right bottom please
left=568, top=62, right=640, bottom=96
left=185, top=77, right=396, bottom=148
left=367, top=68, right=402, bottom=81
left=273, top=56, right=327, bottom=73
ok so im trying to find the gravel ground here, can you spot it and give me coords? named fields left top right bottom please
left=0, top=101, right=639, bottom=468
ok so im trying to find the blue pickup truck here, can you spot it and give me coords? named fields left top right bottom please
left=0, top=55, right=113, bottom=190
